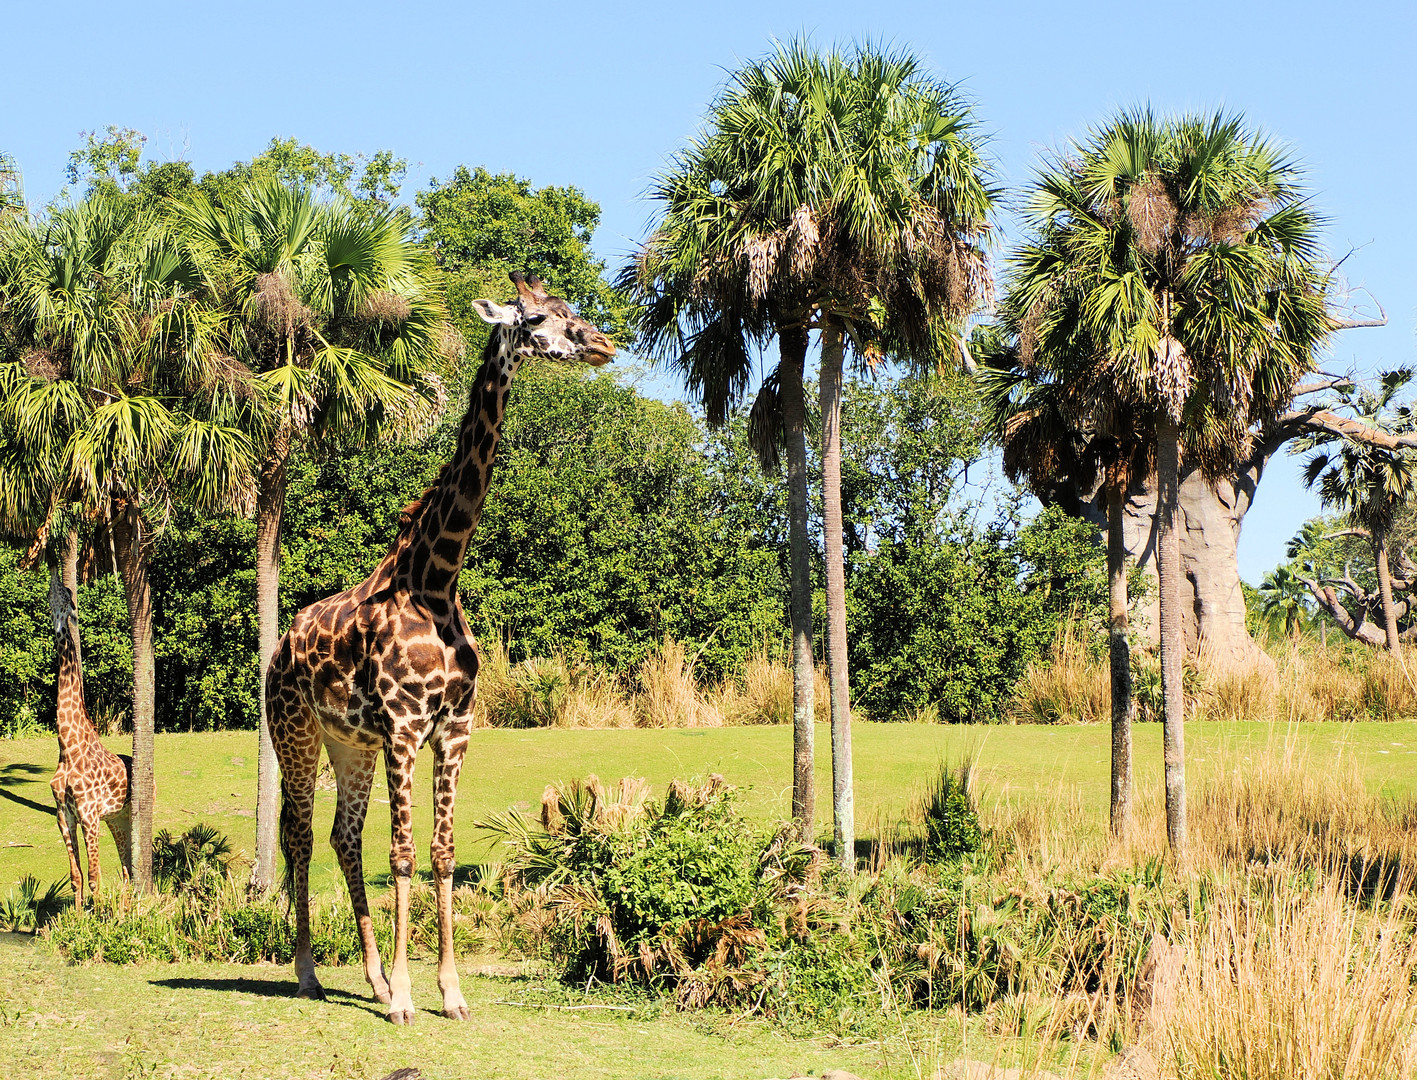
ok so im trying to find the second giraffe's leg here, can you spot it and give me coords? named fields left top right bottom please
left=106, top=806, right=132, bottom=885
left=430, top=722, right=470, bottom=1020
left=53, top=795, right=83, bottom=908
left=270, top=695, right=323, bottom=1000
left=78, top=809, right=103, bottom=901
left=324, top=738, right=391, bottom=1004
left=384, top=736, right=419, bottom=1025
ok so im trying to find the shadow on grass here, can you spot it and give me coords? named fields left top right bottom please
left=0, top=762, right=56, bottom=817
left=366, top=861, right=495, bottom=890
left=151, top=977, right=384, bottom=1016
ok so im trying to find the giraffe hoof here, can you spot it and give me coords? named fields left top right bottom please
left=372, top=986, right=393, bottom=1006
left=388, top=1009, right=416, bottom=1026
left=296, top=983, right=326, bottom=1001
left=442, top=1005, right=470, bottom=1021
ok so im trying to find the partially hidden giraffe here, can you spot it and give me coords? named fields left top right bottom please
left=266, top=273, right=616, bottom=1023
left=48, top=568, right=132, bottom=907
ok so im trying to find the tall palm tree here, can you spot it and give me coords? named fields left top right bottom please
left=0, top=194, right=256, bottom=890
left=981, top=329, right=1152, bottom=836
left=625, top=40, right=996, bottom=859
left=178, top=178, right=452, bottom=890
left=999, top=109, right=1331, bottom=854
left=1299, top=372, right=1417, bottom=651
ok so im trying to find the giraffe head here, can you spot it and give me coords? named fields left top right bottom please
left=48, top=570, right=77, bottom=643
left=471, top=273, right=616, bottom=367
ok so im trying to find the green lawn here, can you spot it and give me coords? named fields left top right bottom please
left=4, top=719, right=1416, bottom=892
left=0, top=933, right=914, bottom=1080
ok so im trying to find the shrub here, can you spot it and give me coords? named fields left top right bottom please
left=921, top=761, right=984, bottom=860
left=0, top=875, right=71, bottom=932
left=479, top=775, right=816, bottom=997
left=152, top=822, right=240, bottom=897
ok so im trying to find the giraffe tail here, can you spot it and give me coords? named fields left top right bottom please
left=279, top=772, right=297, bottom=902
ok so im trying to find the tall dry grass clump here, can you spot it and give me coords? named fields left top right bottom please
left=1005, top=619, right=1110, bottom=724
left=1161, top=876, right=1417, bottom=1080
left=634, top=638, right=719, bottom=727
left=474, top=641, right=634, bottom=729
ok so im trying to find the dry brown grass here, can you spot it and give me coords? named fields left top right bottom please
left=635, top=638, right=720, bottom=728
left=1158, top=876, right=1417, bottom=1080
left=1005, top=618, right=1417, bottom=728
left=1005, top=621, right=1110, bottom=725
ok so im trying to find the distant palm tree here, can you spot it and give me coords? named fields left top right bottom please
left=178, top=177, right=452, bottom=890
left=625, top=39, right=995, bottom=858
left=0, top=194, right=255, bottom=889
left=996, top=109, right=1332, bottom=854
left=1258, top=566, right=1311, bottom=641
left=1299, top=371, right=1417, bottom=651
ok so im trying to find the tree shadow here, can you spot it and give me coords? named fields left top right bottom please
left=0, top=763, right=55, bottom=817
left=150, top=976, right=384, bottom=1015
left=364, top=861, right=495, bottom=889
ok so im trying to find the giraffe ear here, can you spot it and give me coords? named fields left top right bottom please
left=472, top=299, right=519, bottom=326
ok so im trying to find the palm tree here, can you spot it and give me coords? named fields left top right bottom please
left=178, top=178, right=451, bottom=890
left=1000, top=109, right=1331, bottom=854
left=1258, top=566, right=1311, bottom=641
left=625, top=40, right=996, bottom=859
left=0, top=194, right=256, bottom=890
left=1299, top=372, right=1417, bottom=651
left=981, top=332, right=1152, bottom=836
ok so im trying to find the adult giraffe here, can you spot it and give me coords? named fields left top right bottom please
left=47, top=569, right=132, bottom=906
left=267, top=273, right=614, bottom=1023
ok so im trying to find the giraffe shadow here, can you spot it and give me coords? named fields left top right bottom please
left=364, top=862, right=495, bottom=890
left=0, top=763, right=56, bottom=817
left=150, top=977, right=384, bottom=1016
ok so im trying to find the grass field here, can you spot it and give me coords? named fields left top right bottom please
left=5, top=719, right=1417, bottom=1080
left=5, top=719, right=1417, bottom=891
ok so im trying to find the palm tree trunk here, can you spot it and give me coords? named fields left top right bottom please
left=1375, top=530, right=1401, bottom=652
left=252, top=434, right=290, bottom=893
left=1156, top=417, right=1187, bottom=856
left=1107, top=482, right=1133, bottom=838
left=111, top=498, right=154, bottom=891
left=779, top=325, right=814, bottom=837
left=819, top=317, right=852, bottom=868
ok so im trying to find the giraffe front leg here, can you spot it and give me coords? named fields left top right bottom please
left=53, top=794, right=83, bottom=908
left=385, top=737, right=419, bottom=1025
left=270, top=696, right=323, bottom=1001
left=430, top=722, right=470, bottom=1020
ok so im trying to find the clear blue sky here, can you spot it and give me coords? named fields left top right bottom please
left=6, top=0, right=1413, bottom=581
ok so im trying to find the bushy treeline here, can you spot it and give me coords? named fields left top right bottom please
left=1, top=363, right=1103, bottom=733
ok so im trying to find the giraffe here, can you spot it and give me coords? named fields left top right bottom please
left=47, top=568, right=133, bottom=907
left=266, top=272, right=615, bottom=1023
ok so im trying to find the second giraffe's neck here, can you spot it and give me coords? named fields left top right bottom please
left=52, top=599, right=102, bottom=760
left=392, top=333, right=521, bottom=599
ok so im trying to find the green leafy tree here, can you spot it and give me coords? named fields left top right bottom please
left=990, top=109, right=1332, bottom=854
left=416, top=165, right=632, bottom=347
left=625, top=40, right=996, bottom=856
left=177, top=175, right=453, bottom=891
left=1257, top=565, right=1311, bottom=641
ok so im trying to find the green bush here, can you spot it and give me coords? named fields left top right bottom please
left=921, top=761, right=984, bottom=860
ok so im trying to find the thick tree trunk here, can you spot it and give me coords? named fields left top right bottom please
left=111, top=499, right=154, bottom=891
left=1375, top=532, right=1401, bottom=652
left=252, top=436, right=289, bottom=893
left=1156, top=419, right=1187, bottom=856
left=1107, top=484, right=1133, bottom=838
left=779, top=326, right=814, bottom=837
left=1115, top=466, right=1271, bottom=670
left=819, top=318, right=853, bottom=869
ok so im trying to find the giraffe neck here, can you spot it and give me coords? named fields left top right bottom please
left=53, top=612, right=102, bottom=760
left=393, top=332, right=521, bottom=599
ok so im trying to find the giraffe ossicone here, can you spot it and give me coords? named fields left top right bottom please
left=266, top=271, right=615, bottom=1023
left=48, top=568, right=133, bottom=907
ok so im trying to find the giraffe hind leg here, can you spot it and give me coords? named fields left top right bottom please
left=53, top=795, right=83, bottom=908
left=269, top=671, right=324, bottom=1000
left=106, top=805, right=132, bottom=885
left=324, top=737, right=391, bottom=1005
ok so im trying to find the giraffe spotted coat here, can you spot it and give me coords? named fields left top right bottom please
left=266, top=273, right=615, bottom=1023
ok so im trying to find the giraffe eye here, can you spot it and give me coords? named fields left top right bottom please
left=524, top=313, right=547, bottom=326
